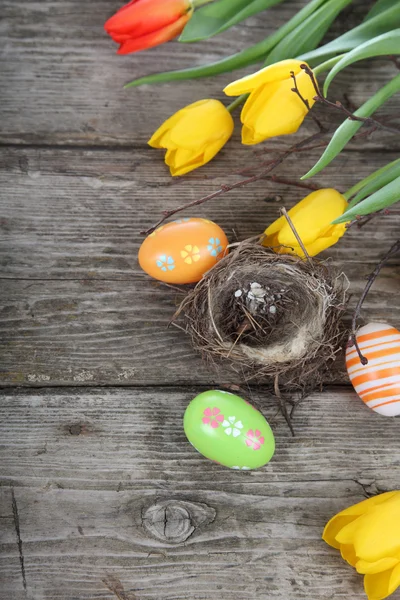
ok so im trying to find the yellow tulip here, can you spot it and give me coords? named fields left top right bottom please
left=224, top=59, right=316, bottom=145
left=323, top=492, right=400, bottom=600
left=148, top=99, right=234, bottom=176
left=262, top=188, right=348, bottom=258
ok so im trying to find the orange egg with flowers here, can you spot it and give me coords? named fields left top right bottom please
left=138, top=218, right=229, bottom=284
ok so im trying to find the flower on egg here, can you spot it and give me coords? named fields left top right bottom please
left=156, top=255, right=175, bottom=272
left=202, top=407, right=224, bottom=429
left=245, top=429, right=265, bottom=450
left=222, top=416, right=243, bottom=437
left=207, top=237, right=223, bottom=258
left=180, top=244, right=201, bottom=265
left=323, top=491, right=400, bottom=600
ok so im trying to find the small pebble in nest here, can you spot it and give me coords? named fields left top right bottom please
left=175, top=241, right=348, bottom=393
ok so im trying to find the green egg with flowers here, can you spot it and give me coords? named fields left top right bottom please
left=183, top=390, right=275, bottom=470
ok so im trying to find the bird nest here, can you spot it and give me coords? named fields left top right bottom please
left=175, top=242, right=348, bottom=393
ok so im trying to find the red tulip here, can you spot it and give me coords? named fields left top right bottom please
left=104, top=0, right=193, bottom=55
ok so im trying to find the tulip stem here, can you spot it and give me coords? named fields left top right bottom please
left=313, top=55, right=346, bottom=76
left=226, top=94, right=248, bottom=113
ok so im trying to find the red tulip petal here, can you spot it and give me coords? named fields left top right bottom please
left=116, top=13, right=189, bottom=54
left=105, top=0, right=189, bottom=37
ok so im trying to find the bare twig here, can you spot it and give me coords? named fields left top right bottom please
left=299, top=63, right=400, bottom=135
left=290, top=70, right=327, bottom=132
left=281, top=207, right=312, bottom=265
left=389, top=55, right=400, bottom=70
left=345, top=210, right=388, bottom=230
left=274, top=375, right=295, bottom=436
left=141, top=132, right=323, bottom=235
left=349, top=239, right=400, bottom=364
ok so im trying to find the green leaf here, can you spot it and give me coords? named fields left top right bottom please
left=323, top=29, right=400, bottom=94
left=344, top=158, right=400, bottom=203
left=302, top=73, right=400, bottom=179
left=347, top=159, right=400, bottom=209
left=333, top=175, right=400, bottom=223
left=365, top=0, right=399, bottom=20
left=265, top=0, right=353, bottom=66
left=301, top=3, right=400, bottom=63
left=180, top=0, right=284, bottom=43
left=125, top=44, right=265, bottom=88
left=125, top=0, right=330, bottom=87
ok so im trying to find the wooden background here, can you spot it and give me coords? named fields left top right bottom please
left=1, top=1, right=400, bottom=598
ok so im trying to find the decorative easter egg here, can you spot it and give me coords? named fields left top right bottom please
left=138, top=218, right=228, bottom=284
left=184, top=390, right=275, bottom=469
left=346, top=322, right=400, bottom=416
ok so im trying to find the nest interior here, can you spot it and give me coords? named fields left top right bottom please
left=177, top=243, right=348, bottom=392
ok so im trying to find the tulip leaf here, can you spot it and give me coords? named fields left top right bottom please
left=265, top=0, right=353, bottom=66
left=365, top=0, right=400, bottom=20
left=346, top=159, right=400, bottom=209
left=302, top=73, right=400, bottom=179
left=333, top=175, right=400, bottom=223
left=301, top=3, right=400, bottom=64
left=179, top=0, right=284, bottom=43
left=344, top=158, right=400, bottom=203
left=125, top=0, right=329, bottom=87
left=125, top=44, right=266, bottom=88
left=323, top=30, right=400, bottom=95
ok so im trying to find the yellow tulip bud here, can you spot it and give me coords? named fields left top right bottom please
left=224, top=59, right=316, bottom=145
left=262, top=188, right=348, bottom=258
left=323, top=492, right=400, bottom=600
left=148, top=99, right=234, bottom=176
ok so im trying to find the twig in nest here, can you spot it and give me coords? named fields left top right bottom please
left=349, top=239, right=400, bottom=364
left=299, top=63, right=400, bottom=136
left=176, top=243, right=348, bottom=395
left=274, top=375, right=295, bottom=436
left=281, top=207, right=312, bottom=265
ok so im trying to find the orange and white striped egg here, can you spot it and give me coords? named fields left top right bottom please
left=346, top=322, right=400, bottom=416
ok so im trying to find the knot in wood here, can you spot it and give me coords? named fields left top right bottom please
left=142, top=499, right=215, bottom=544
left=69, top=423, right=82, bottom=435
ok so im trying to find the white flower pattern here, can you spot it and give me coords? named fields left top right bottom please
left=222, top=415, right=243, bottom=437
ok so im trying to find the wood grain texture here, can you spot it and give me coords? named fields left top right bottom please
left=1, top=0, right=400, bottom=597
left=1, top=146, right=400, bottom=281
left=1, top=262, right=400, bottom=386
left=1, top=387, right=400, bottom=600
left=0, top=0, right=399, bottom=146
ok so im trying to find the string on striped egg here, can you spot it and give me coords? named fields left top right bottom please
left=349, top=239, right=400, bottom=366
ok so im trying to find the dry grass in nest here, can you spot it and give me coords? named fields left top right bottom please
left=175, top=241, right=348, bottom=394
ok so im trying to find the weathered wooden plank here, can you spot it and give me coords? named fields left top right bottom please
left=1, top=264, right=400, bottom=386
left=0, top=0, right=399, bottom=145
left=1, top=387, right=400, bottom=599
left=1, top=146, right=400, bottom=281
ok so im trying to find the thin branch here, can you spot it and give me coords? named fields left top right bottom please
left=141, top=73, right=398, bottom=236
left=349, top=239, right=400, bottom=364
left=281, top=207, right=312, bottom=265
left=388, top=55, right=400, bottom=70
left=300, top=63, right=400, bottom=136
left=290, top=70, right=327, bottom=132
left=141, top=132, right=323, bottom=235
